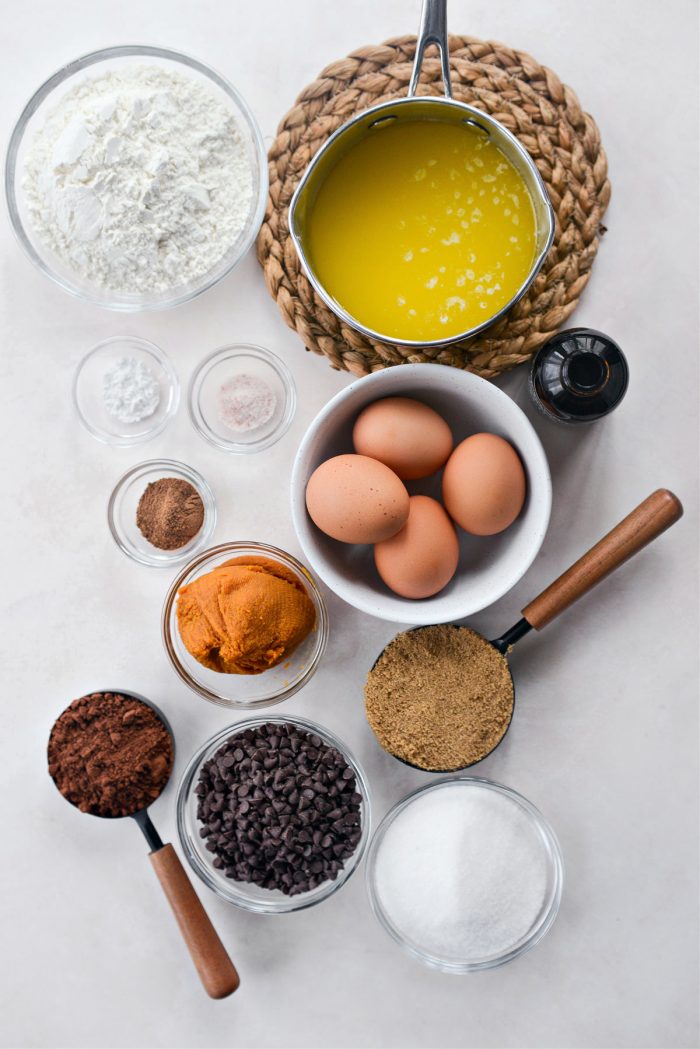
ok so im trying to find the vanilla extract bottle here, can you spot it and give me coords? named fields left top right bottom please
left=528, top=328, right=629, bottom=424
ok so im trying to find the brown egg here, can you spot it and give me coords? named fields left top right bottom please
left=306, top=454, right=409, bottom=544
left=374, top=495, right=459, bottom=598
left=442, top=434, right=526, bottom=536
left=352, top=397, right=453, bottom=480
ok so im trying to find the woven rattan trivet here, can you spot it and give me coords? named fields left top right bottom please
left=257, top=35, right=610, bottom=378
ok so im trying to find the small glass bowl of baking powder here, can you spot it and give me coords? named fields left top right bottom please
left=74, top=336, right=179, bottom=445
left=189, top=344, right=296, bottom=453
left=5, top=45, right=267, bottom=311
left=108, top=459, right=216, bottom=567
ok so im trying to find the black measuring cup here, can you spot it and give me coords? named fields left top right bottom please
left=371, top=489, right=683, bottom=772
left=48, top=690, right=239, bottom=999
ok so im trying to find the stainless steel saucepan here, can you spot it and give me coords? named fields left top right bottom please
left=289, top=0, right=555, bottom=349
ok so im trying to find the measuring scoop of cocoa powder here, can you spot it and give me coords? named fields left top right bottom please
left=48, top=692, right=174, bottom=817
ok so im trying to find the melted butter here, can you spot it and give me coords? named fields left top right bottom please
left=306, top=118, right=537, bottom=341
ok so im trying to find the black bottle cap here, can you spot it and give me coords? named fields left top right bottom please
left=529, top=327, right=629, bottom=423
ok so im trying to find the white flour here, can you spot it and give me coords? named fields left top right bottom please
left=23, top=65, right=254, bottom=293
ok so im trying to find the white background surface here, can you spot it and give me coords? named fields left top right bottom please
left=1, top=2, right=698, bottom=1047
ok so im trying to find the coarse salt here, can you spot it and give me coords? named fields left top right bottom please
left=217, top=374, right=277, bottom=433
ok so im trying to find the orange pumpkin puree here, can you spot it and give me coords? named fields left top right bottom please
left=176, top=556, right=316, bottom=674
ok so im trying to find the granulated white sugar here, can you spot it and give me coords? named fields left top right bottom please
left=373, top=783, right=549, bottom=962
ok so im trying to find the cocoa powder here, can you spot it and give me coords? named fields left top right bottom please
left=136, top=477, right=204, bottom=551
left=47, top=692, right=174, bottom=818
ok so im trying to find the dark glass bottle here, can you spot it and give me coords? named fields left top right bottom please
left=528, top=328, right=629, bottom=424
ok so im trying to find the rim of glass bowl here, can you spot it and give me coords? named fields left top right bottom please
left=74, top=336, right=180, bottom=446
left=188, top=344, right=297, bottom=453
left=365, top=776, right=564, bottom=974
left=108, top=458, right=217, bottom=566
left=162, top=541, right=329, bottom=708
left=4, top=44, right=268, bottom=311
left=176, top=714, right=372, bottom=913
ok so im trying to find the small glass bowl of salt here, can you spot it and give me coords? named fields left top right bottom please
left=74, top=336, right=179, bottom=445
left=188, top=344, right=296, bottom=453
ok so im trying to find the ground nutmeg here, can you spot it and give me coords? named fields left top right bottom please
left=136, top=477, right=204, bottom=551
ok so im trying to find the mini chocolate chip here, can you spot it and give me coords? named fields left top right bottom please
left=194, top=723, right=362, bottom=898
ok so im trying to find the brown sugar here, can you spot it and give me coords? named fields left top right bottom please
left=364, top=625, right=514, bottom=771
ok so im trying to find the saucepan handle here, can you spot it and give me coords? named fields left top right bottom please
left=409, top=0, right=452, bottom=99
left=522, top=489, right=683, bottom=630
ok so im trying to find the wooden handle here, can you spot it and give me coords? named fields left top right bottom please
left=149, top=844, right=240, bottom=999
left=522, top=489, right=683, bottom=630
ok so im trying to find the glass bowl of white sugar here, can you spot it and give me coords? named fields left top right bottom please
left=366, top=776, right=563, bottom=972
left=5, top=46, right=268, bottom=311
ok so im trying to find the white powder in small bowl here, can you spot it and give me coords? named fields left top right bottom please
left=372, top=782, right=554, bottom=965
left=103, top=356, right=160, bottom=423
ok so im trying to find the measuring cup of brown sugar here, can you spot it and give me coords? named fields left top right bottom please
left=365, top=489, right=683, bottom=772
left=47, top=690, right=239, bottom=998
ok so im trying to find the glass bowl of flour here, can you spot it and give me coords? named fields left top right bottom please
left=5, top=46, right=268, bottom=310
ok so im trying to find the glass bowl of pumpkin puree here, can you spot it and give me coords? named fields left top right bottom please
left=162, top=541, right=329, bottom=708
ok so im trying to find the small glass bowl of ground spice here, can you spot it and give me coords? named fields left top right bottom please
left=74, top=337, right=179, bottom=445
left=108, top=459, right=215, bottom=567
left=162, top=542, right=328, bottom=708
left=177, top=715, right=370, bottom=913
left=188, top=344, right=296, bottom=453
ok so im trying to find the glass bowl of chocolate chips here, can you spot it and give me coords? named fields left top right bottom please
left=177, top=715, right=371, bottom=913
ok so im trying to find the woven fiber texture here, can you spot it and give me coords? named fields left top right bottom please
left=257, top=35, right=610, bottom=377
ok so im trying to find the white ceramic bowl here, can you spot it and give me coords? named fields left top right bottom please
left=290, top=364, right=551, bottom=624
